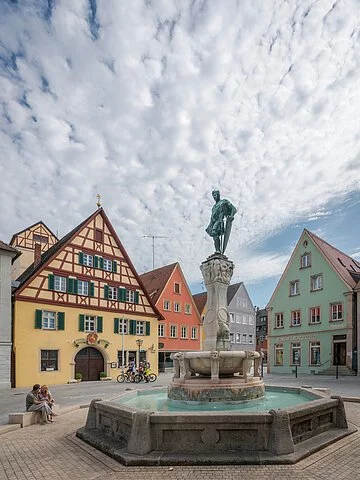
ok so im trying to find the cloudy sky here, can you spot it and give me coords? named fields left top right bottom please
left=1, top=0, right=360, bottom=308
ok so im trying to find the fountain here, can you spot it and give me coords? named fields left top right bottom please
left=77, top=190, right=354, bottom=465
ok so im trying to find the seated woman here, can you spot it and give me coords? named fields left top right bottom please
left=38, top=385, right=55, bottom=422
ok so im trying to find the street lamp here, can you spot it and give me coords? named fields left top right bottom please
left=136, top=338, right=143, bottom=367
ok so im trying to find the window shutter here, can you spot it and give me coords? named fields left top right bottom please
left=57, top=312, right=65, bottom=330
left=145, top=321, right=150, bottom=336
left=67, top=278, right=74, bottom=294
left=114, top=318, right=119, bottom=334
left=78, top=252, right=84, bottom=265
left=79, top=314, right=85, bottom=332
left=35, top=310, right=43, bottom=329
left=129, top=319, right=136, bottom=335
left=99, top=257, right=104, bottom=270
left=89, top=282, right=95, bottom=297
left=112, top=260, right=117, bottom=273
left=48, top=274, right=54, bottom=291
left=119, top=288, right=127, bottom=302
left=97, top=316, right=103, bottom=333
left=94, top=256, right=99, bottom=268
left=73, top=279, right=78, bottom=294
left=134, top=291, right=139, bottom=304
left=104, top=285, right=109, bottom=299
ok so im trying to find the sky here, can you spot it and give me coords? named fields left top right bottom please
left=0, top=0, right=359, bottom=308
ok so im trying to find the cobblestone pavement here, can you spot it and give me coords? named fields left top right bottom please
left=1, top=402, right=360, bottom=480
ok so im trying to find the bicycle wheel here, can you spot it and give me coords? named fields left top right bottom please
left=125, top=374, right=132, bottom=382
left=116, top=374, right=125, bottom=383
left=134, top=374, right=142, bottom=383
left=148, top=373, right=157, bottom=382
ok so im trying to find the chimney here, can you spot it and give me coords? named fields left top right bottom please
left=34, top=243, right=42, bottom=267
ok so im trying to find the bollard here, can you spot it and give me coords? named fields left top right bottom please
left=336, top=364, right=339, bottom=379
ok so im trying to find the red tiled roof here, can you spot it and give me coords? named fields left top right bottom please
left=140, top=263, right=178, bottom=304
left=192, top=291, right=207, bottom=315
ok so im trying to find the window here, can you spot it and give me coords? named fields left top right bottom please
left=158, top=324, right=165, bottom=337
left=237, top=297, right=242, bottom=307
left=42, top=311, right=56, bottom=329
left=242, top=299, right=247, bottom=308
left=85, top=315, right=96, bottom=332
left=174, top=302, right=181, bottom=313
left=242, top=315, right=248, bottom=324
left=249, top=334, right=253, bottom=344
left=117, top=350, right=126, bottom=367
left=191, top=327, right=198, bottom=339
left=118, top=318, right=128, bottom=334
left=291, top=342, right=301, bottom=365
left=275, top=313, right=284, bottom=328
left=291, top=310, right=301, bottom=326
left=290, top=280, right=299, bottom=296
left=41, top=350, right=58, bottom=371
left=230, top=313, right=235, bottom=323
left=163, top=300, right=171, bottom=311
left=331, top=303, right=343, bottom=321
left=54, top=275, right=66, bottom=292
left=95, top=228, right=103, bottom=243
left=174, top=282, right=181, bottom=294
left=126, top=290, right=135, bottom=303
left=181, top=326, right=188, bottom=339
left=311, top=274, right=323, bottom=291
left=242, top=334, right=247, bottom=344
left=83, top=254, right=93, bottom=267
left=170, top=325, right=177, bottom=338
left=33, top=234, right=48, bottom=244
left=185, top=303, right=191, bottom=314
left=78, top=280, right=89, bottom=296
left=249, top=315, right=254, bottom=325
left=275, top=344, right=283, bottom=365
left=103, top=259, right=112, bottom=271
left=230, top=332, right=235, bottom=343
left=310, top=341, right=321, bottom=365
left=310, top=307, right=321, bottom=324
left=136, top=321, right=145, bottom=335
left=236, top=333, right=241, bottom=343
left=108, top=286, right=117, bottom=300
left=301, top=253, right=311, bottom=268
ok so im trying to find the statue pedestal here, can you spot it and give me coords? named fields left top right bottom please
left=200, top=254, right=234, bottom=351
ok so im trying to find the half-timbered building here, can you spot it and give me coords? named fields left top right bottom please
left=12, top=207, right=161, bottom=387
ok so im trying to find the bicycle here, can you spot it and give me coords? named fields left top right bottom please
left=116, top=371, right=140, bottom=383
left=134, top=371, right=157, bottom=383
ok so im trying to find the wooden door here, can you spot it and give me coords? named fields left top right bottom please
left=75, top=347, right=104, bottom=381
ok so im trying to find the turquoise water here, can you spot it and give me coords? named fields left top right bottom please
left=116, top=388, right=313, bottom=412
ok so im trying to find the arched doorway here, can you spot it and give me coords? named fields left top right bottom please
left=75, top=347, right=104, bottom=381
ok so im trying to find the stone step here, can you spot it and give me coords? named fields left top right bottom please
left=315, top=366, right=356, bottom=376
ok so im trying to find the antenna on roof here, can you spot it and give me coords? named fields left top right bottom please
left=96, top=193, right=101, bottom=209
left=143, top=234, right=168, bottom=270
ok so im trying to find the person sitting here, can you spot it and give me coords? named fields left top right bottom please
left=144, top=362, right=151, bottom=382
left=38, top=385, right=55, bottom=422
left=25, top=384, right=53, bottom=425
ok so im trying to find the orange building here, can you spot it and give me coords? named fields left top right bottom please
left=140, top=263, right=202, bottom=371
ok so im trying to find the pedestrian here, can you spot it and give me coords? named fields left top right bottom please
left=25, top=384, right=53, bottom=424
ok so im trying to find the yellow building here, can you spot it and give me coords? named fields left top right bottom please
left=12, top=207, right=161, bottom=387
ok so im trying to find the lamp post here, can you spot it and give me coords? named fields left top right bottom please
left=136, top=338, right=143, bottom=367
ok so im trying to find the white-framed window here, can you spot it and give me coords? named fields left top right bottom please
left=291, top=342, right=301, bottom=365
left=230, top=313, right=235, bottom=323
left=119, top=318, right=128, bottom=334
left=174, top=282, right=181, bottom=294
left=230, top=332, right=235, bottom=343
left=242, top=298, right=247, bottom=308
left=275, top=343, right=283, bottom=365
left=233, top=314, right=239, bottom=323
left=290, top=280, right=299, bottom=296
left=242, top=334, right=247, bottom=344
left=236, top=333, right=241, bottom=343
left=126, top=290, right=135, bottom=303
left=311, top=274, right=323, bottom=291
left=42, top=311, right=56, bottom=329
left=185, top=303, right=191, bottom=314
left=136, top=321, right=145, bottom=335
left=108, top=286, right=117, bottom=300
left=249, top=334, right=253, bottom=344
left=249, top=315, right=254, bottom=325
left=331, top=303, right=343, bottom=321
left=174, top=302, right=181, bottom=313
left=170, top=325, right=177, bottom=338
left=85, top=315, right=96, bottom=332
left=83, top=253, right=93, bottom=267
left=78, top=280, right=89, bottom=296
left=41, top=350, right=58, bottom=371
left=291, top=310, right=301, bottom=326
left=310, top=341, right=321, bottom=365
left=191, top=327, right=198, bottom=339
left=103, top=258, right=112, bottom=271
left=301, top=253, right=311, bottom=268
left=181, top=326, right=187, bottom=339
left=275, top=313, right=284, bottom=328
left=158, top=323, right=165, bottom=337
left=163, top=300, right=171, bottom=311
left=242, top=315, right=248, bottom=324
left=237, top=297, right=242, bottom=307
left=310, top=307, right=321, bottom=324
left=54, top=275, right=66, bottom=292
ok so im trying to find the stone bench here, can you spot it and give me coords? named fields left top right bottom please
left=9, top=404, right=60, bottom=427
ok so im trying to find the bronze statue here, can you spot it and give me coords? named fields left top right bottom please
left=206, top=190, right=237, bottom=254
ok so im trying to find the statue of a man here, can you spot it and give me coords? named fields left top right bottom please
left=206, top=190, right=237, bottom=254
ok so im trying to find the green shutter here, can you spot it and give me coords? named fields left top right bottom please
left=119, top=288, right=127, bottom=302
left=79, top=314, right=85, bottom=332
left=114, top=318, right=119, bottom=334
left=145, top=321, right=150, bottom=336
left=48, top=274, right=54, bottom=291
left=78, top=252, right=84, bottom=265
left=135, top=291, right=139, bottom=304
left=89, top=282, right=95, bottom=297
left=104, top=285, right=109, bottom=299
left=67, top=278, right=74, bottom=294
left=97, top=316, right=103, bottom=333
left=35, top=310, right=43, bottom=329
left=99, top=257, right=104, bottom=270
left=112, top=260, right=117, bottom=273
left=94, top=256, right=99, bottom=268
left=73, top=279, right=78, bottom=294
left=129, top=319, right=136, bottom=335
left=57, top=312, right=65, bottom=330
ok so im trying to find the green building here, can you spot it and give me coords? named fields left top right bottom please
left=267, top=229, right=360, bottom=375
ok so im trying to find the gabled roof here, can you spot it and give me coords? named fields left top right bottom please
left=9, top=220, right=58, bottom=246
left=192, top=291, right=207, bottom=315
left=227, top=282, right=243, bottom=304
left=140, top=263, right=178, bottom=304
left=192, top=282, right=246, bottom=314
left=0, top=240, right=21, bottom=261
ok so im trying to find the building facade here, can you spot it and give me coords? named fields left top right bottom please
left=140, top=263, right=202, bottom=371
left=267, top=229, right=360, bottom=375
left=256, top=307, right=268, bottom=362
left=12, top=208, right=161, bottom=387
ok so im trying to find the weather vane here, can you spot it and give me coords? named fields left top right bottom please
left=96, top=193, right=101, bottom=209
